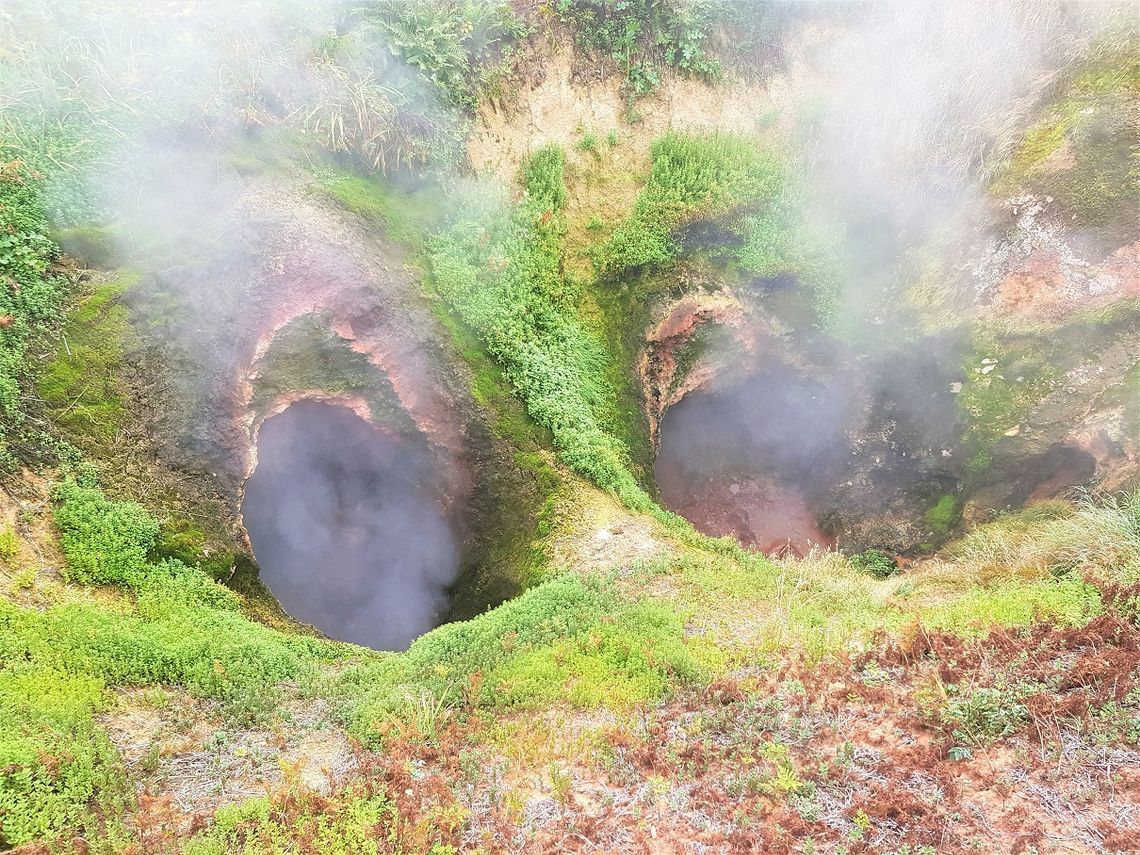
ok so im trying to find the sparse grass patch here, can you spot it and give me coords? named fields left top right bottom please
left=0, top=528, right=18, bottom=561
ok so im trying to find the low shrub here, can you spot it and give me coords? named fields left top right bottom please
left=850, top=549, right=898, bottom=579
left=942, top=685, right=1029, bottom=745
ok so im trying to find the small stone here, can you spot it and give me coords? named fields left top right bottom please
left=1004, top=425, right=1021, bottom=437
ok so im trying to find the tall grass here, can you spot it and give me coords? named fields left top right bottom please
left=941, top=491, right=1140, bottom=583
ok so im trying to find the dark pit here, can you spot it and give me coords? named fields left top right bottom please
left=654, top=366, right=853, bottom=556
left=242, top=400, right=458, bottom=650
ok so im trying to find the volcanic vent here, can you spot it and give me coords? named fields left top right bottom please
left=243, top=400, right=457, bottom=650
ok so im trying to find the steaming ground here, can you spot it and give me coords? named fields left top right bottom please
left=654, top=366, right=853, bottom=555
left=242, top=401, right=458, bottom=650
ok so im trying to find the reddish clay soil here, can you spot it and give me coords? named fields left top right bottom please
left=112, top=583, right=1140, bottom=854
left=656, top=461, right=832, bottom=556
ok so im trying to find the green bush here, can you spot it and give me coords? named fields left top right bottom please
left=849, top=549, right=898, bottom=579
left=52, top=480, right=159, bottom=586
left=942, top=685, right=1028, bottom=745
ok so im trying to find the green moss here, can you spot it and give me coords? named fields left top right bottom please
left=924, top=494, right=960, bottom=536
left=149, top=518, right=237, bottom=584
left=667, top=319, right=717, bottom=398
left=993, top=45, right=1139, bottom=242
left=310, top=168, right=437, bottom=248
left=587, top=276, right=657, bottom=484
left=52, top=225, right=120, bottom=269
left=432, top=306, right=562, bottom=617
left=957, top=334, right=1058, bottom=473
left=38, top=272, right=138, bottom=447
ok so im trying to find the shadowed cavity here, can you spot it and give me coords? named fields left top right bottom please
left=242, top=400, right=458, bottom=650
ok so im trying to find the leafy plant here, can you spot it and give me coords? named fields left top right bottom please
left=942, top=685, right=1029, bottom=745
left=849, top=549, right=898, bottom=579
left=553, top=0, right=723, bottom=101
left=357, top=0, right=527, bottom=110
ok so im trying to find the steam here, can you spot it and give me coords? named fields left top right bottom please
left=243, top=402, right=457, bottom=650
left=656, top=1, right=1130, bottom=549
left=802, top=0, right=1126, bottom=316
left=0, top=0, right=469, bottom=647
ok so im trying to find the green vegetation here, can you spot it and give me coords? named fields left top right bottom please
left=942, top=685, right=1029, bottom=745
left=357, top=0, right=528, bottom=110
left=957, top=334, right=1057, bottom=474
left=0, top=479, right=350, bottom=847
left=596, top=131, right=837, bottom=321
left=993, top=44, right=1139, bottom=244
left=574, top=131, right=601, bottom=158
left=4, top=457, right=1138, bottom=847
left=185, top=788, right=399, bottom=855
left=0, top=159, right=67, bottom=470
left=2, top=10, right=1138, bottom=850
left=0, top=527, right=17, bottom=560
left=37, top=272, right=137, bottom=447
left=553, top=0, right=723, bottom=102
left=427, top=145, right=648, bottom=505
left=924, top=494, right=960, bottom=536
left=849, top=548, right=898, bottom=579
left=341, top=573, right=701, bottom=738
left=600, top=132, right=785, bottom=272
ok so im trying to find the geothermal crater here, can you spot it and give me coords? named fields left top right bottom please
left=242, top=399, right=459, bottom=650
left=655, top=363, right=850, bottom=556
